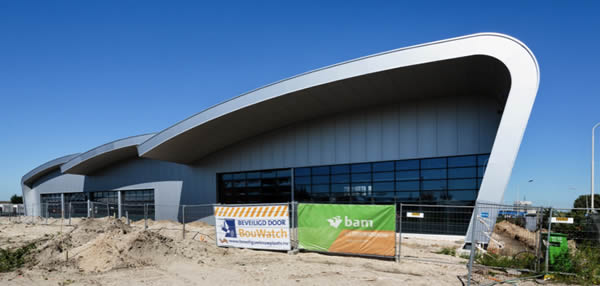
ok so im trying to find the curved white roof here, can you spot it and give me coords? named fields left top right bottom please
left=22, top=153, right=80, bottom=187
left=138, top=32, right=538, bottom=168
left=61, top=133, right=155, bottom=175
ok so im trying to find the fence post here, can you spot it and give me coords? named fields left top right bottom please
left=182, top=205, right=186, bottom=239
left=106, top=203, right=109, bottom=218
left=545, top=208, right=553, bottom=273
left=126, top=210, right=130, bottom=226
left=144, top=203, right=148, bottom=230
left=87, top=199, right=90, bottom=218
left=291, top=201, right=296, bottom=250
left=45, top=204, right=48, bottom=224
left=397, top=203, right=403, bottom=262
left=68, top=202, right=72, bottom=226
left=467, top=204, right=478, bottom=286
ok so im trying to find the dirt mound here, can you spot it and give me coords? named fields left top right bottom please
left=33, top=217, right=178, bottom=273
left=487, top=221, right=537, bottom=256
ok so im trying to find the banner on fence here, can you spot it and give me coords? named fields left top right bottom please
left=214, top=205, right=291, bottom=251
left=297, top=203, right=396, bottom=257
left=551, top=217, right=574, bottom=224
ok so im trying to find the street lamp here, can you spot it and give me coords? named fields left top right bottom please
left=592, top=122, right=600, bottom=212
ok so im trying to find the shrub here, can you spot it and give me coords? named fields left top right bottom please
left=0, top=243, right=36, bottom=272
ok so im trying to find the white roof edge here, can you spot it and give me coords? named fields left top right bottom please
left=21, top=153, right=81, bottom=185
left=61, top=133, right=156, bottom=174
left=137, top=32, right=539, bottom=158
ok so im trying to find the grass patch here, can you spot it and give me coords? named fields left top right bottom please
left=0, top=243, right=36, bottom=272
left=434, top=247, right=456, bottom=256
left=476, top=252, right=536, bottom=270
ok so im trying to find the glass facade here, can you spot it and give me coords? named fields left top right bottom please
left=217, top=154, right=489, bottom=206
left=40, top=193, right=62, bottom=218
left=294, top=154, right=489, bottom=205
left=218, top=168, right=291, bottom=204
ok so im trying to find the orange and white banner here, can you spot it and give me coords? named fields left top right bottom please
left=214, top=204, right=291, bottom=251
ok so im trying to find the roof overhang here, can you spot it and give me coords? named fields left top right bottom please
left=22, top=153, right=80, bottom=187
left=61, top=134, right=155, bottom=175
left=138, top=33, right=538, bottom=167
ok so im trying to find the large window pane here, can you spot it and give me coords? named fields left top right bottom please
left=421, top=169, right=446, bottom=180
left=373, top=161, right=394, bottom=172
left=396, top=160, right=419, bottom=170
left=396, top=170, right=419, bottom=181
left=331, top=174, right=350, bottom=183
left=312, top=175, right=330, bottom=184
left=351, top=173, right=371, bottom=183
left=246, top=179, right=260, bottom=187
left=421, top=158, right=446, bottom=169
left=448, top=190, right=477, bottom=201
left=373, top=182, right=394, bottom=191
left=351, top=163, right=371, bottom=173
left=396, top=181, right=419, bottom=191
left=448, top=179, right=476, bottom=190
left=331, top=183, right=350, bottom=194
left=246, top=172, right=260, bottom=179
left=277, top=169, right=291, bottom=178
left=312, top=184, right=329, bottom=193
left=477, top=154, right=490, bottom=166
left=312, top=166, right=329, bottom=175
left=233, top=173, right=245, bottom=180
left=261, top=170, right=276, bottom=178
left=396, top=191, right=419, bottom=201
left=477, top=166, right=487, bottom=178
left=295, top=168, right=311, bottom=177
left=373, top=172, right=394, bottom=182
left=448, top=155, right=476, bottom=167
left=294, top=176, right=310, bottom=185
left=351, top=183, right=371, bottom=195
left=420, top=191, right=447, bottom=201
left=331, top=164, right=350, bottom=174
left=222, top=174, right=232, bottom=180
left=422, top=180, right=446, bottom=190
left=448, top=167, right=476, bottom=179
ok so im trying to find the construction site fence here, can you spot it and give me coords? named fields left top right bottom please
left=12, top=201, right=600, bottom=283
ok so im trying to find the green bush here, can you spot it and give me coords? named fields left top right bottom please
left=0, top=243, right=36, bottom=272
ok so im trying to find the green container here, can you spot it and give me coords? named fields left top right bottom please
left=547, top=232, right=569, bottom=265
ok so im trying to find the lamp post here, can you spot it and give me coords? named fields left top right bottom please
left=516, top=179, right=534, bottom=204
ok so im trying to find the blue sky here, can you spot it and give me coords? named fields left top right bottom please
left=1, top=1, right=598, bottom=207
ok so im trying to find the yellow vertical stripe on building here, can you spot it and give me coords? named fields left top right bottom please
left=214, top=207, right=220, bottom=216
left=216, top=207, right=222, bottom=216
left=232, top=207, right=240, bottom=217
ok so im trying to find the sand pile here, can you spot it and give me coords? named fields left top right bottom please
left=33, top=217, right=178, bottom=273
left=487, top=221, right=537, bottom=256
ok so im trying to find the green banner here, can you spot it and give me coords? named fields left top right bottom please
left=297, top=203, right=396, bottom=257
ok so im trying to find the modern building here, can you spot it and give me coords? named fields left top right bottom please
left=21, top=33, right=539, bottom=234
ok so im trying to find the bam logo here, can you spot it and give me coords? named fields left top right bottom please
left=221, top=219, right=237, bottom=238
left=327, top=216, right=342, bottom=228
left=327, top=216, right=373, bottom=228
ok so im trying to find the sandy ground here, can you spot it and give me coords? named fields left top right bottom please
left=0, top=217, right=554, bottom=285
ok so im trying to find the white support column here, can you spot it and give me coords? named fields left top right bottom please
left=60, top=193, right=65, bottom=219
left=118, top=191, right=122, bottom=218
